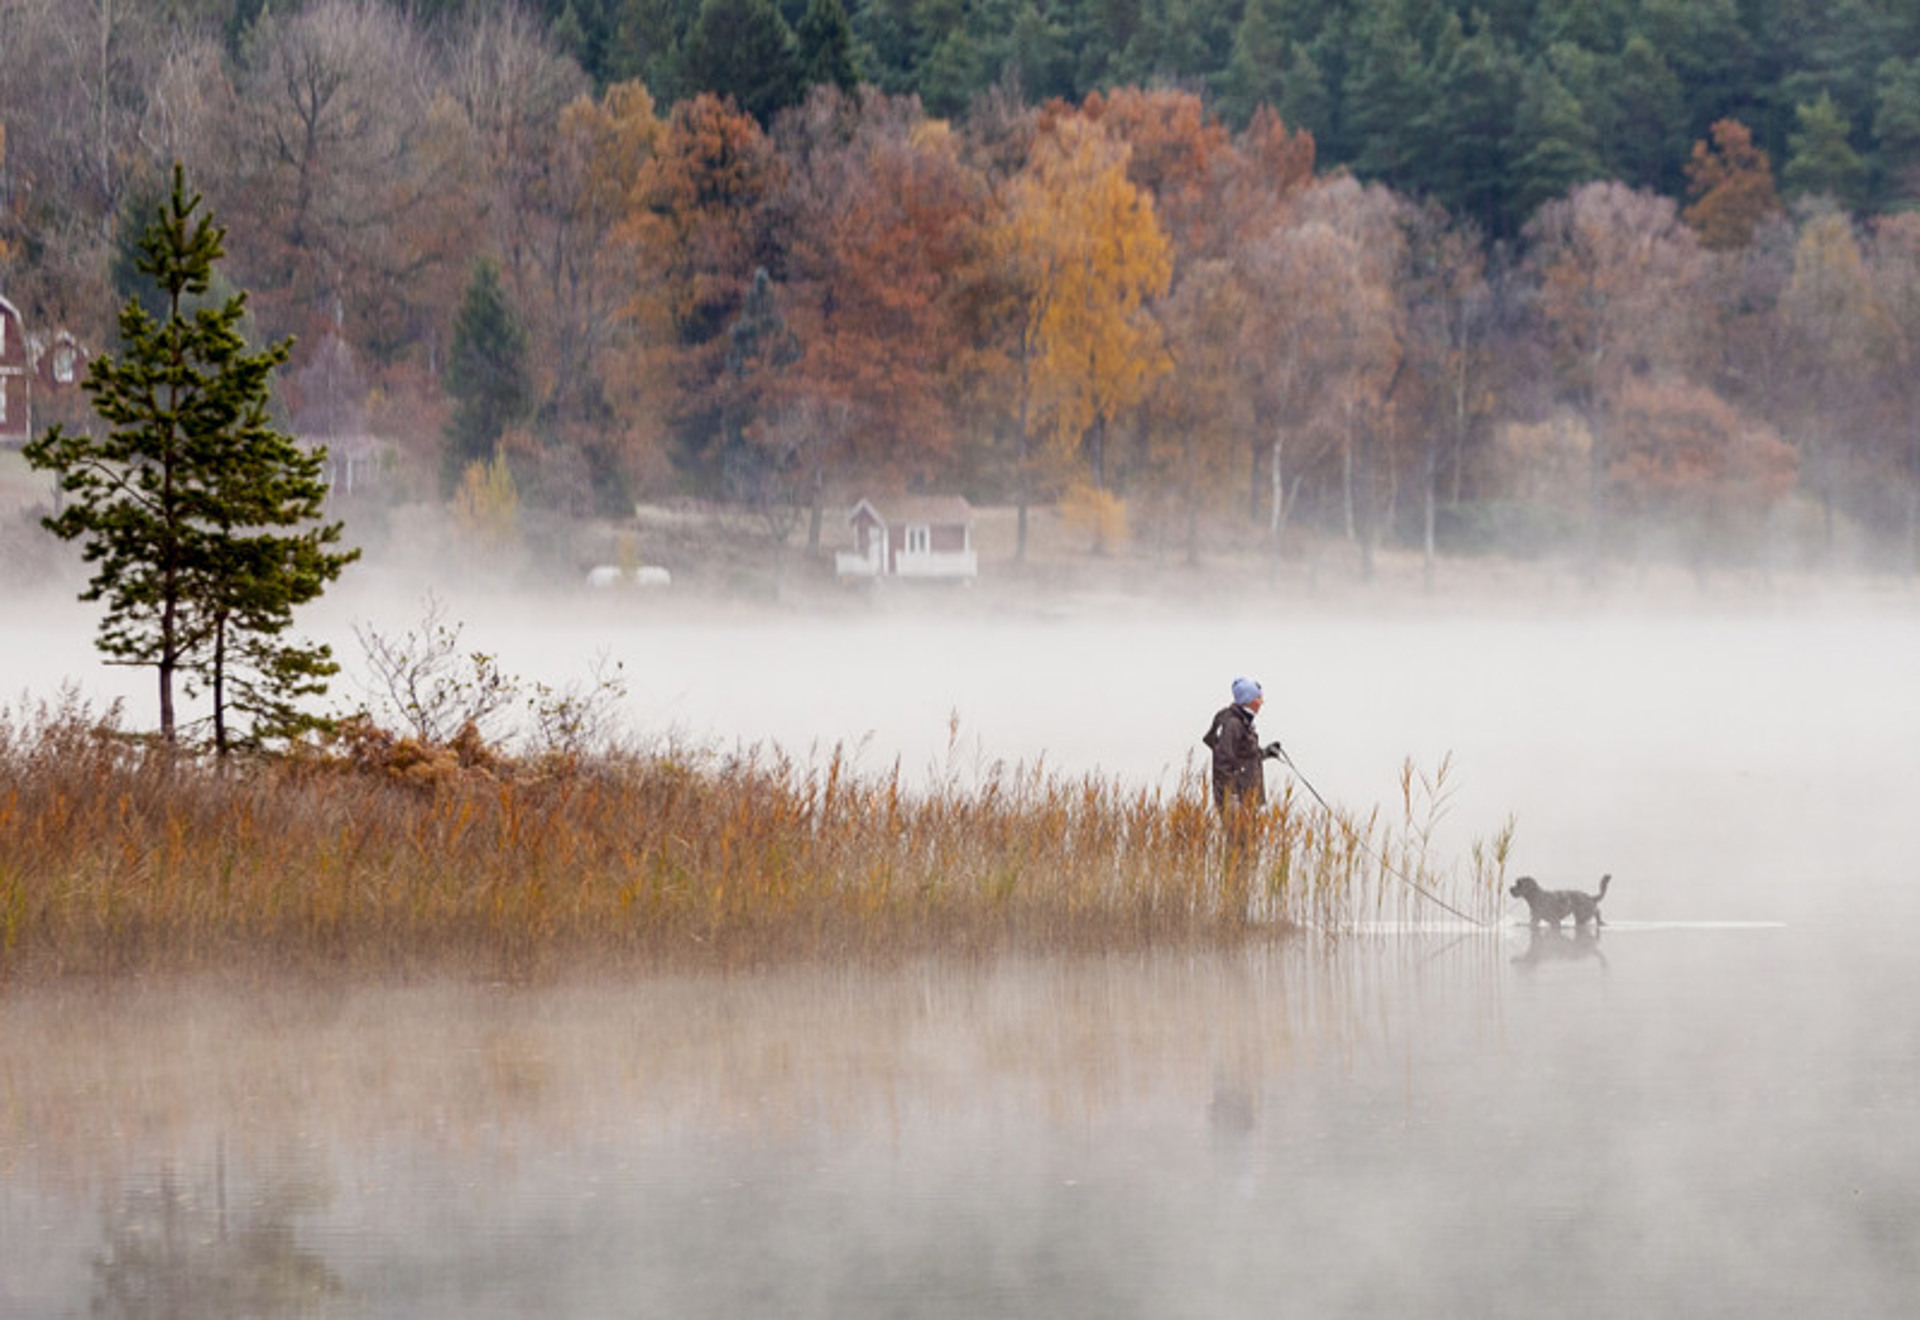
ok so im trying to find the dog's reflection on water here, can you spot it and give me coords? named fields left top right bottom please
left=1511, top=923, right=1608, bottom=971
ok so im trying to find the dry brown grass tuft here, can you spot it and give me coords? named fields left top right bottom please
left=0, top=694, right=1508, bottom=981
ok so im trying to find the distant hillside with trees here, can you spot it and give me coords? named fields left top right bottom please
left=516, top=0, right=1920, bottom=233
left=3, top=0, right=1918, bottom=580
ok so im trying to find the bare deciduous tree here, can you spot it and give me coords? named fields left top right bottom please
left=219, top=0, right=477, bottom=359
left=1401, top=204, right=1493, bottom=590
left=0, top=0, right=182, bottom=329
left=1524, top=181, right=1707, bottom=568
left=1238, top=177, right=1405, bottom=565
left=443, top=5, right=589, bottom=292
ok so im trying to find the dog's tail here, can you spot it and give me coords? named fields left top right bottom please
left=1597, top=873, right=1611, bottom=900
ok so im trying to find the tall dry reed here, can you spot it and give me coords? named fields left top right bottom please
left=0, top=693, right=1510, bottom=980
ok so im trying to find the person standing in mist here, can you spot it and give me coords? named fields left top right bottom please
left=1202, top=677, right=1285, bottom=812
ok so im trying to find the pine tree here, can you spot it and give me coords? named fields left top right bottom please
left=795, top=0, right=859, bottom=93
left=849, top=0, right=922, bottom=96
left=1005, top=0, right=1075, bottom=103
left=919, top=26, right=984, bottom=118
left=1416, top=17, right=1521, bottom=235
left=443, top=259, right=531, bottom=496
left=24, top=165, right=358, bottom=753
left=1784, top=92, right=1869, bottom=210
left=1610, top=34, right=1689, bottom=194
left=1872, top=56, right=1920, bottom=204
left=107, top=174, right=174, bottom=329
left=610, top=0, right=691, bottom=102
left=1272, top=43, right=1333, bottom=146
left=1216, top=0, right=1290, bottom=126
left=720, top=266, right=802, bottom=508
left=682, top=0, right=800, bottom=125
left=1508, top=65, right=1603, bottom=222
left=1341, top=9, right=1430, bottom=186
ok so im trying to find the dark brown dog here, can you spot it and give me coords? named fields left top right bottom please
left=1509, top=873, right=1610, bottom=929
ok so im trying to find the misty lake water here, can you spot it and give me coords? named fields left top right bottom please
left=5, top=583, right=1920, bottom=1316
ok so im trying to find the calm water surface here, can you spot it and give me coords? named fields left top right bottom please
left=4, top=602, right=1918, bottom=1316
left=3, top=916, right=1917, bottom=1317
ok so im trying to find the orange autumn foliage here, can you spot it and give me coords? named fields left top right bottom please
left=1608, top=377, right=1797, bottom=553
left=1683, top=119, right=1781, bottom=251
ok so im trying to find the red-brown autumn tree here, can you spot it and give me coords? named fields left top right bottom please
left=1684, top=119, right=1782, bottom=252
left=616, top=93, right=785, bottom=491
left=774, top=87, right=987, bottom=529
left=1608, top=378, right=1797, bottom=568
left=1075, top=88, right=1232, bottom=265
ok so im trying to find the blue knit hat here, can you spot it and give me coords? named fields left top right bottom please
left=1231, top=676, right=1263, bottom=705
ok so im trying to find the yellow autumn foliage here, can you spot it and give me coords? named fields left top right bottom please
left=1001, top=116, right=1173, bottom=474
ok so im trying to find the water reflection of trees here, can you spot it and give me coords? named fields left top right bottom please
left=0, top=943, right=1536, bottom=1314
left=91, top=1148, right=346, bottom=1320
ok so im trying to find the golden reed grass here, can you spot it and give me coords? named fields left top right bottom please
left=0, top=693, right=1510, bottom=980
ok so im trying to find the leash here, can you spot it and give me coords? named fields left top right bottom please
left=1270, top=743, right=1496, bottom=930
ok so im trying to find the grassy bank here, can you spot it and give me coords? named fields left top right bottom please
left=0, top=693, right=1510, bottom=981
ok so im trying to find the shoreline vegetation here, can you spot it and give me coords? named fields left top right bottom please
left=0, top=692, right=1510, bottom=985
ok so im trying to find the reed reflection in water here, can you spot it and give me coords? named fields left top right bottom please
left=5, top=917, right=1915, bottom=1318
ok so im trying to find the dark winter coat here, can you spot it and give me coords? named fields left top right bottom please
left=1202, top=703, right=1277, bottom=810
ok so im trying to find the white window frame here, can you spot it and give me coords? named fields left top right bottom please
left=904, top=524, right=931, bottom=556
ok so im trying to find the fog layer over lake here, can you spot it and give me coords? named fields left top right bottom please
left=4, top=586, right=1918, bottom=1315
